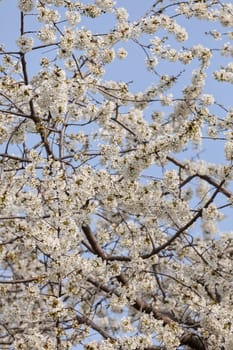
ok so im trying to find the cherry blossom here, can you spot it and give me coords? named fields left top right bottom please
left=0, top=1, right=233, bottom=349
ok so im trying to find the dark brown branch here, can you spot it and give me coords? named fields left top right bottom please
left=167, top=156, right=231, bottom=198
left=0, top=153, right=31, bottom=163
left=0, top=277, right=43, bottom=284
left=142, top=178, right=226, bottom=258
left=76, top=314, right=114, bottom=340
left=82, top=225, right=107, bottom=259
left=181, top=333, right=206, bottom=350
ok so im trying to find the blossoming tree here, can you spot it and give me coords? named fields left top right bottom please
left=0, top=0, right=233, bottom=349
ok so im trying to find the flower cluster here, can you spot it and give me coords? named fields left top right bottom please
left=18, top=0, right=34, bottom=13
left=16, top=35, right=34, bottom=53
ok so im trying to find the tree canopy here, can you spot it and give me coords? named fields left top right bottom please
left=0, top=0, right=233, bottom=349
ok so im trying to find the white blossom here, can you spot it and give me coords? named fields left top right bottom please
left=115, top=7, right=129, bottom=22
left=16, top=35, right=34, bottom=52
left=95, top=0, right=115, bottom=12
left=18, top=0, right=34, bottom=12
left=65, top=10, right=81, bottom=26
left=117, top=47, right=128, bottom=59
left=37, top=25, right=57, bottom=44
left=225, top=140, right=233, bottom=161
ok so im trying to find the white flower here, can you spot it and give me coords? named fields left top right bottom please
left=18, top=0, right=34, bottom=12
left=225, top=140, right=233, bottom=161
left=178, top=51, right=193, bottom=64
left=115, top=7, right=129, bottom=21
left=210, top=30, right=221, bottom=40
left=102, top=49, right=115, bottom=64
left=121, top=317, right=135, bottom=332
left=160, top=93, right=173, bottom=106
left=202, top=204, right=223, bottom=221
left=145, top=57, right=158, bottom=70
left=65, top=11, right=81, bottom=26
left=40, top=57, right=50, bottom=67
left=219, top=5, right=233, bottom=27
left=95, top=0, right=115, bottom=12
left=37, top=25, right=57, bottom=44
left=117, top=47, right=128, bottom=59
left=142, top=15, right=161, bottom=34
left=37, top=6, right=61, bottom=23
left=82, top=4, right=101, bottom=18
left=16, top=35, right=34, bottom=53
left=192, top=45, right=212, bottom=67
left=60, top=28, right=75, bottom=50
left=202, top=220, right=217, bottom=239
left=201, top=94, right=215, bottom=105
left=175, top=26, right=188, bottom=42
